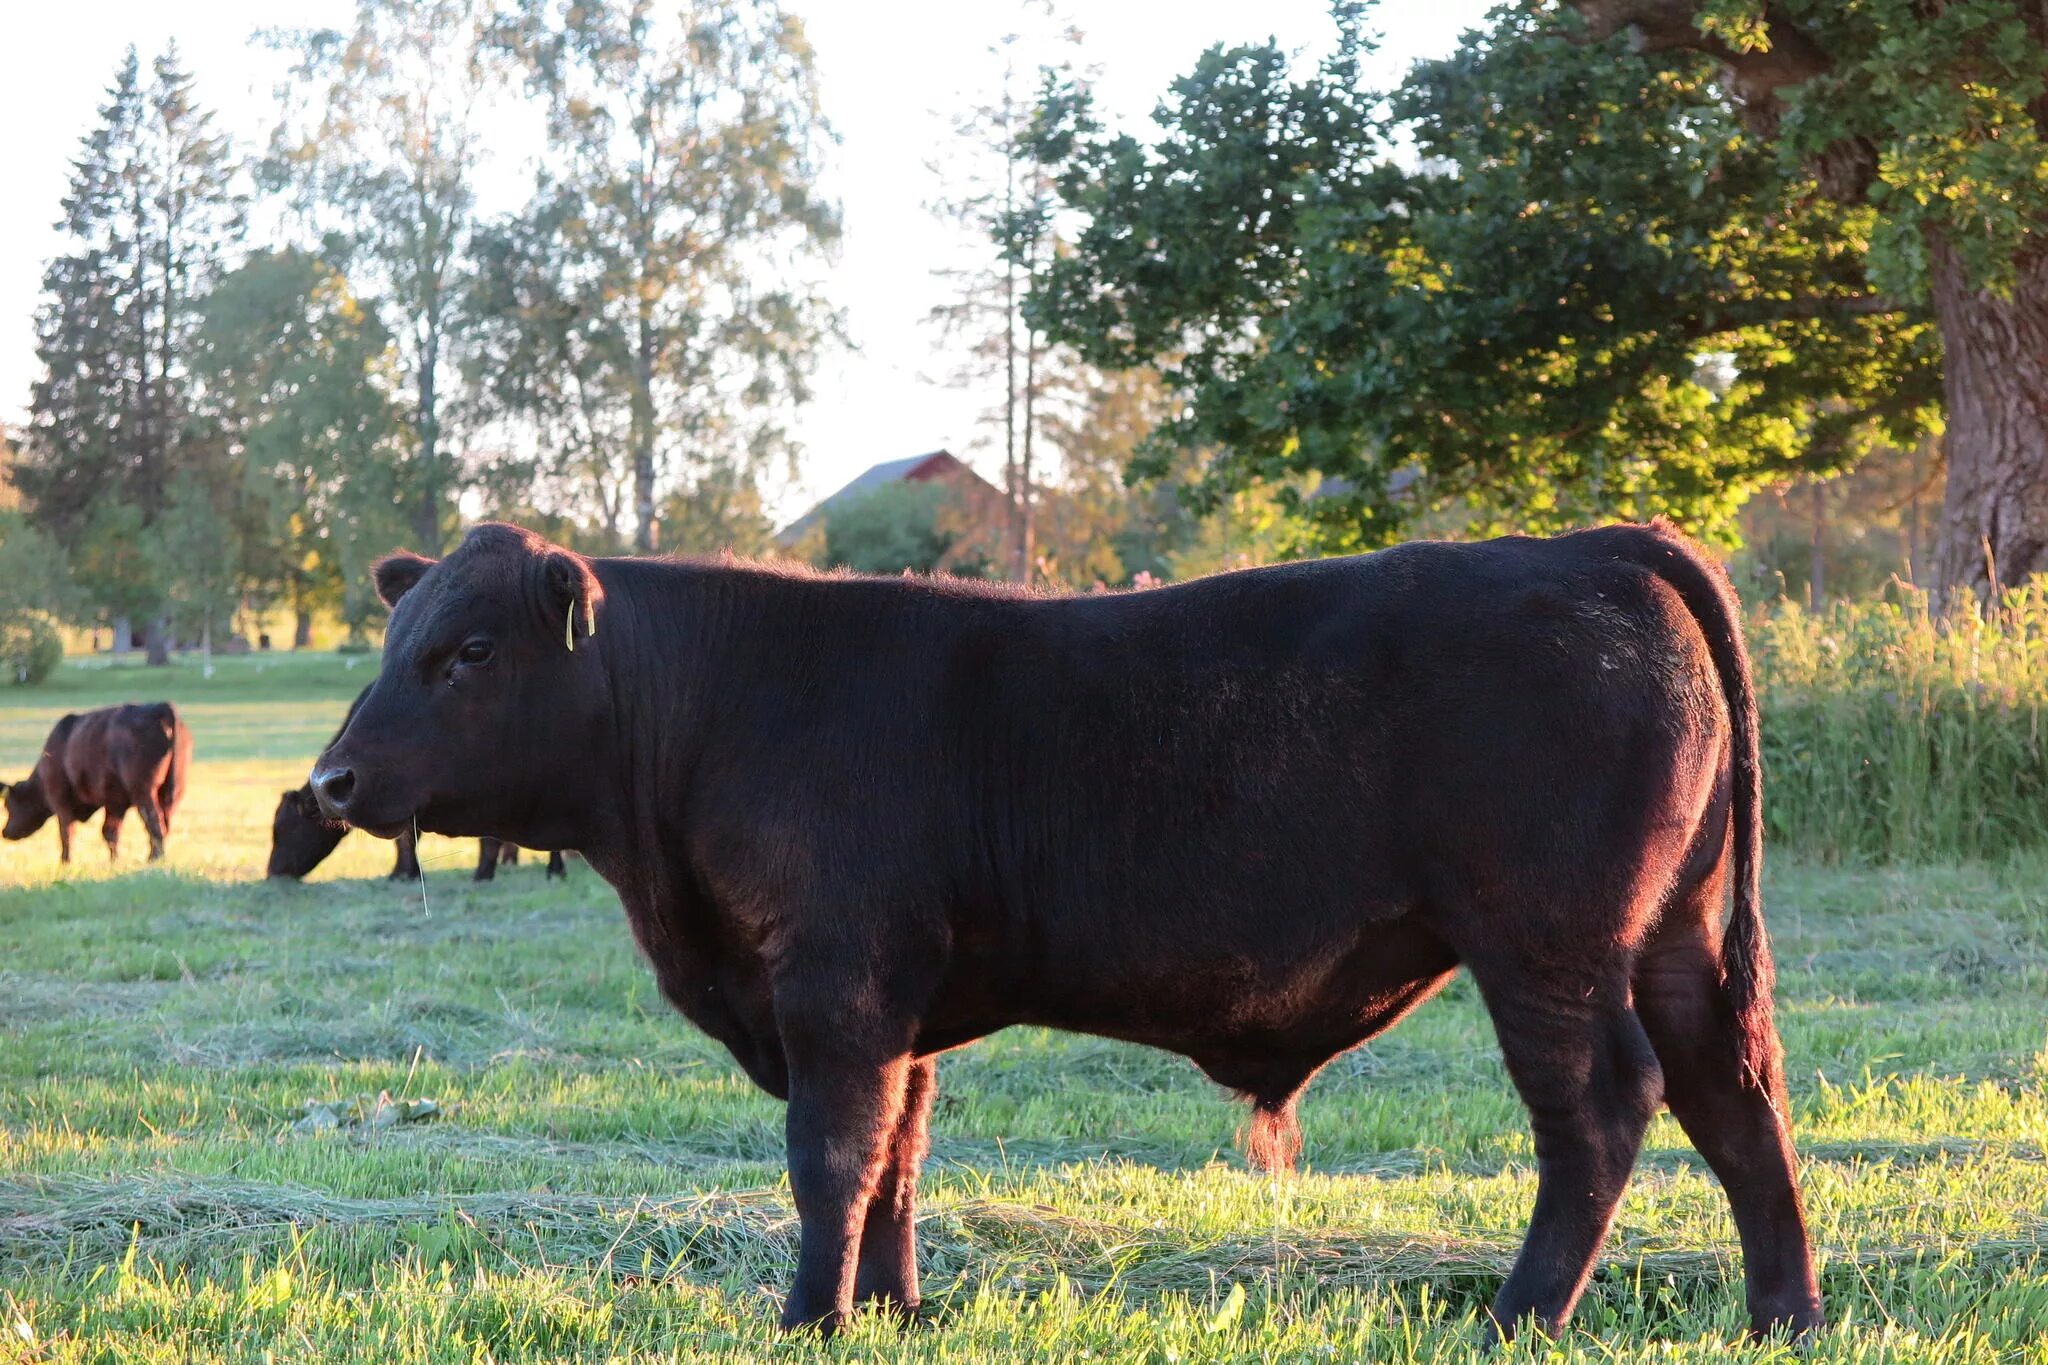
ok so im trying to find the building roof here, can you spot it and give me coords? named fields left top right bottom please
left=775, top=450, right=995, bottom=546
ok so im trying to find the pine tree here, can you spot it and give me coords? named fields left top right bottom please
left=19, top=45, right=243, bottom=663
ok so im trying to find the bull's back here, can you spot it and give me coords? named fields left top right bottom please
left=64, top=704, right=184, bottom=804
left=925, top=534, right=1727, bottom=1027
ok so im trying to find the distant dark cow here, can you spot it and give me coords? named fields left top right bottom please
left=269, top=687, right=564, bottom=881
left=2, top=702, right=191, bottom=863
left=312, top=521, right=1821, bottom=1341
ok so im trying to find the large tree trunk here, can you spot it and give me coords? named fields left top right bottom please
left=293, top=607, right=314, bottom=651
left=413, top=345, right=442, bottom=553
left=1930, top=240, right=2048, bottom=600
left=143, top=615, right=170, bottom=667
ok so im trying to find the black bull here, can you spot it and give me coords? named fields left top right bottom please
left=313, top=520, right=1821, bottom=1340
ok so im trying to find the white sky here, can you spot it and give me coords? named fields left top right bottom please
left=0, top=0, right=1494, bottom=522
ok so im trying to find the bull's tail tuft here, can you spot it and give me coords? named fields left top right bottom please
left=1614, top=521, right=1781, bottom=1099
left=156, top=703, right=193, bottom=833
left=1241, top=1095, right=1303, bottom=1174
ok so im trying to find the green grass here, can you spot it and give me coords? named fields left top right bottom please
left=1754, top=585, right=2048, bottom=863
left=1, top=655, right=2045, bottom=1362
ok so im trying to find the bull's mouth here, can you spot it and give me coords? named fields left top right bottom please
left=347, top=813, right=418, bottom=841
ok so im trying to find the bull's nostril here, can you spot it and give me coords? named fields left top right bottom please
left=313, top=766, right=356, bottom=814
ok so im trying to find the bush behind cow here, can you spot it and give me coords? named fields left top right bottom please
left=312, top=520, right=1821, bottom=1342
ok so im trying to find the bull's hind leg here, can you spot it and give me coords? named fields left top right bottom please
left=136, top=797, right=167, bottom=860
left=1468, top=957, right=1661, bottom=1341
left=101, top=804, right=127, bottom=862
left=1634, top=896, right=1822, bottom=1337
left=853, top=1055, right=936, bottom=1316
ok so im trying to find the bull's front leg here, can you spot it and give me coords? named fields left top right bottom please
left=776, top=991, right=919, bottom=1333
left=854, top=1055, right=936, bottom=1317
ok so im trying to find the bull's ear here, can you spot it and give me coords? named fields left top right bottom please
left=543, top=550, right=605, bottom=650
left=374, top=551, right=436, bottom=608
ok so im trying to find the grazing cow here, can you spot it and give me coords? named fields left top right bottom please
left=269, top=687, right=565, bottom=881
left=2, top=702, right=191, bottom=863
left=311, top=520, right=1821, bottom=1342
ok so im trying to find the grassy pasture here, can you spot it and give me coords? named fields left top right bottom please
left=0, top=655, right=2044, bottom=1363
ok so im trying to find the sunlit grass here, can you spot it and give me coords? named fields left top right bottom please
left=1, top=654, right=2044, bottom=1362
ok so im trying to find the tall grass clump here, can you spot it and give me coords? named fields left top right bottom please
left=1752, top=580, right=2048, bottom=862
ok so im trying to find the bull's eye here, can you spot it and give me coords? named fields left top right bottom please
left=456, top=639, right=495, bottom=667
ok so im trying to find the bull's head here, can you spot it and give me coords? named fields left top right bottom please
left=266, top=786, right=347, bottom=878
left=311, top=523, right=609, bottom=851
left=0, top=776, right=50, bottom=841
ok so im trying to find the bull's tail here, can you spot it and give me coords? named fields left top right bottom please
left=1611, top=521, right=1780, bottom=1098
left=155, top=703, right=193, bottom=833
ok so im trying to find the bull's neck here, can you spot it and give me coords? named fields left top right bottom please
left=578, top=556, right=773, bottom=871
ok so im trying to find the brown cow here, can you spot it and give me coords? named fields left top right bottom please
left=2, top=703, right=192, bottom=863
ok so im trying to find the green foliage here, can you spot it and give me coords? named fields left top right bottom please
left=1760, top=0, right=2048, bottom=300
left=264, top=0, right=510, bottom=551
left=1753, top=583, right=2048, bottom=862
left=659, top=464, right=777, bottom=558
left=821, top=484, right=959, bottom=576
left=0, top=510, right=79, bottom=625
left=18, top=45, right=243, bottom=636
left=1029, top=8, right=1943, bottom=552
left=145, top=473, right=243, bottom=649
left=482, top=0, right=842, bottom=553
left=194, top=246, right=411, bottom=641
left=0, top=613, right=63, bottom=685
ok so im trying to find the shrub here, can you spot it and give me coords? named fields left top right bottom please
left=1752, top=583, right=2048, bottom=863
left=0, top=611, right=64, bottom=685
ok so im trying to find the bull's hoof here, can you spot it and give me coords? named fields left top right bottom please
left=1750, top=1297, right=1825, bottom=1341
left=778, top=1305, right=846, bottom=1336
left=1475, top=1310, right=1556, bottom=1351
left=852, top=1293, right=924, bottom=1327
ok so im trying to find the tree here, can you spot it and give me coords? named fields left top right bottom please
left=1029, top=6, right=1945, bottom=558
left=192, top=246, right=411, bottom=646
left=822, top=483, right=962, bottom=575
left=660, top=461, right=777, bottom=556
left=0, top=510, right=79, bottom=684
left=17, top=46, right=243, bottom=663
left=496, top=0, right=842, bottom=553
left=1027, top=365, right=1184, bottom=586
left=928, top=12, right=1091, bottom=580
left=266, top=0, right=509, bottom=552
left=1561, top=0, right=2048, bottom=597
left=146, top=472, right=240, bottom=667
left=465, top=183, right=637, bottom=545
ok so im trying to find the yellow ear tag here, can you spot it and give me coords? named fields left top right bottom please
left=585, top=600, right=596, bottom=639
left=565, top=599, right=576, bottom=653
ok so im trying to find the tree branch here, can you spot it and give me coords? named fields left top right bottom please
left=1721, top=293, right=1913, bottom=324
left=1565, top=2, right=1877, bottom=199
